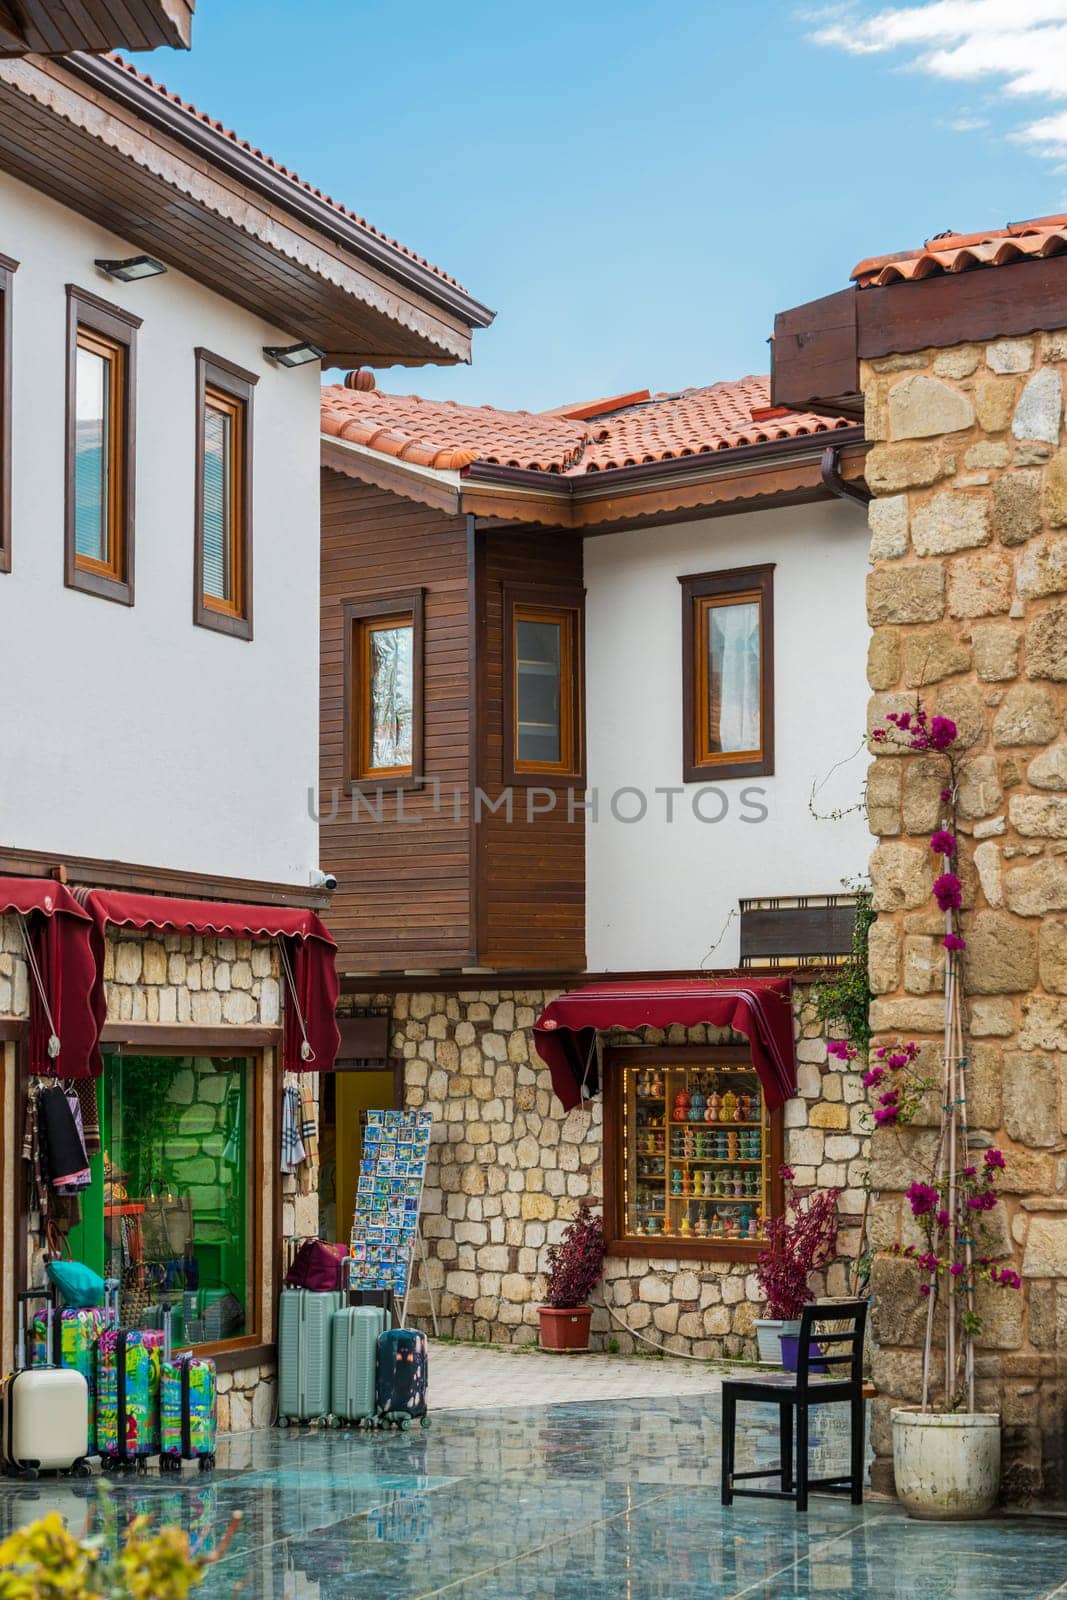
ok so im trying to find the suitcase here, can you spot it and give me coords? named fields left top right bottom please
left=31, top=1305, right=106, bottom=1456
left=96, top=1283, right=164, bottom=1470
left=277, top=1287, right=341, bottom=1424
left=330, top=1305, right=389, bottom=1423
left=159, top=1306, right=217, bottom=1472
left=0, top=1291, right=91, bottom=1478
left=375, top=1328, right=429, bottom=1428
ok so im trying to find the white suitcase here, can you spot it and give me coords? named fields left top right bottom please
left=0, top=1290, right=90, bottom=1479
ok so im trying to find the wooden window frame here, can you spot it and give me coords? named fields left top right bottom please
left=65, top=286, right=140, bottom=606
left=0, top=254, right=16, bottom=575
left=342, top=590, right=424, bottom=793
left=602, top=1045, right=785, bottom=1264
left=194, top=349, right=256, bottom=641
left=502, top=583, right=585, bottom=787
left=679, top=563, right=774, bottom=783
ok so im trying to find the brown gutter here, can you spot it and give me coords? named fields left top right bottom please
left=63, top=54, right=495, bottom=334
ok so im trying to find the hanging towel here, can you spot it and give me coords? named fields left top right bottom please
left=73, top=1077, right=101, bottom=1156
left=55, top=1089, right=90, bottom=1193
left=297, top=1078, right=318, bottom=1194
left=37, top=1083, right=91, bottom=1191
left=279, top=1082, right=305, bottom=1173
left=22, top=1089, right=44, bottom=1220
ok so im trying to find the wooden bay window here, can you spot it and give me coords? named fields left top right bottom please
left=604, top=1047, right=784, bottom=1262
left=195, top=349, right=256, bottom=639
left=503, top=584, right=584, bottom=785
left=680, top=564, right=774, bottom=782
left=65, top=286, right=140, bottom=604
left=343, top=591, right=424, bottom=789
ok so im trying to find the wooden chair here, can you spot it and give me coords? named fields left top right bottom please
left=720, top=1298, right=868, bottom=1513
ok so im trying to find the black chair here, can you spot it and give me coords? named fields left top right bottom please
left=720, top=1298, right=868, bottom=1513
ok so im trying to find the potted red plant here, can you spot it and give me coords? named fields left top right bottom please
left=539, top=1204, right=605, bottom=1351
left=754, top=1167, right=839, bottom=1367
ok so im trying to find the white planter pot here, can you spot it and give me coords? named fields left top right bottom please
left=754, top=1318, right=784, bottom=1364
left=892, top=1408, right=1001, bottom=1521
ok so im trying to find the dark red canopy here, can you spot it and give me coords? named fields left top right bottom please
left=81, top=890, right=340, bottom=1075
left=0, top=877, right=97, bottom=1077
left=533, top=976, right=796, bottom=1112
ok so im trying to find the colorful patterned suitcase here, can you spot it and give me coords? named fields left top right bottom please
left=96, top=1286, right=163, bottom=1471
left=374, top=1328, right=429, bottom=1427
left=159, top=1306, right=217, bottom=1471
left=31, top=1307, right=105, bottom=1455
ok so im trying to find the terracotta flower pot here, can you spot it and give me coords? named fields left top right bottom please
left=538, top=1305, right=593, bottom=1351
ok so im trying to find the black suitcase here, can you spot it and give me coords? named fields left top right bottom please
left=375, top=1328, right=429, bottom=1428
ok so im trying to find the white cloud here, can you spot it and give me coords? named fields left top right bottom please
left=808, top=0, right=1067, bottom=159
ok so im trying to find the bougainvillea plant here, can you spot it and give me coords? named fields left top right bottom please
left=755, top=1167, right=839, bottom=1320
left=870, top=699, right=1020, bottom=1412
left=542, top=1203, right=606, bottom=1309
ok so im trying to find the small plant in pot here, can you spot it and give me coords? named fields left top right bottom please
left=754, top=1167, right=839, bottom=1368
left=539, top=1204, right=605, bottom=1352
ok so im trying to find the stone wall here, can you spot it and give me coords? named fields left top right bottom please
left=342, top=982, right=865, bottom=1357
left=862, top=330, right=1067, bottom=1502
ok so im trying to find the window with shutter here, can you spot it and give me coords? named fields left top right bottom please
left=194, top=351, right=255, bottom=640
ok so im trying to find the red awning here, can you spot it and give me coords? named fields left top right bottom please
left=81, top=890, right=341, bottom=1075
left=0, top=877, right=97, bottom=1077
left=533, top=977, right=796, bottom=1112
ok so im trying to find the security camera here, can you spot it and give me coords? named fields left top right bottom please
left=309, top=869, right=338, bottom=891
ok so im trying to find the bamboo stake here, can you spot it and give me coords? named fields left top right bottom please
left=943, top=833, right=958, bottom=1405
left=953, top=971, right=976, bottom=1413
left=921, top=1032, right=951, bottom=1413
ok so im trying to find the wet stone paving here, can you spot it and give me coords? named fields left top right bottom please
left=2, top=1393, right=1067, bottom=1598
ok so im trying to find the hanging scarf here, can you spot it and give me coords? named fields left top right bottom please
left=297, top=1078, right=318, bottom=1194
left=37, top=1083, right=90, bottom=1190
left=279, top=1081, right=304, bottom=1174
left=73, top=1077, right=100, bottom=1156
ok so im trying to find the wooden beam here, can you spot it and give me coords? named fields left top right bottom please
left=0, top=845, right=331, bottom=910
left=100, top=1023, right=282, bottom=1049
left=0, top=1017, right=25, bottom=1041
left=772, top=286, right=860, bottom=415
left=857, top=256, right=1067, bottom=360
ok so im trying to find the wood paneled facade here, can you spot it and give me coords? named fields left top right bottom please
left=320, top=471, right=586, bottom=977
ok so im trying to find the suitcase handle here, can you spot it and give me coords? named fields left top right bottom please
left=103, top=1278, right=120, bottom=1330
left=16, top=1289, right=54, bottom=1372
left=162, top=1301, right=172, bottom=1364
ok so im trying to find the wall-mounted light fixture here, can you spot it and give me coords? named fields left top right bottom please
left=94, top=254, right=167, bottom=282
left=263, top=340, right=325, bottom=368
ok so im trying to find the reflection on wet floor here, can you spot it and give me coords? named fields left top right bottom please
left=1, top=1397, right=1065, bottom=1599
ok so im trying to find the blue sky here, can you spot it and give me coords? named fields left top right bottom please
left=142, top=0, right=1066, bottom=411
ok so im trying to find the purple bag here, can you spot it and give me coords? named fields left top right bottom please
left=285, top=1240, right=348, bottom=1293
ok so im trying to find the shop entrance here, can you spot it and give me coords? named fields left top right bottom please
left=319, top=1065, right=399, bottom=1244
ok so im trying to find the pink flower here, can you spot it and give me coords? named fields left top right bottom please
left=873, top=1105, right=900, bottom=1126
left=827, top=1040, right=858, bottom=1063
left=999, top=1270, right=1021, bottom=1291
left=936, top=1209, right=950, bottom=1229
left=919, top=1282, right=931, bottom=1296
left=984, top=1148, right=1005, bottom=1170
left=943, top=934, right=967, bottom=952
left=950, top=1262, right=965, bottom=1277
left=918, top=1252, right=939, bottom=1272
left=779, top=1164, right=795, bottom=1182
left=933, top=873, right=963, bottom=912
left=863, top=1066, right=886, bottom=1088
left=940, top=789, right=953, bottom=803
left=930, top=830, right=956, bottom=857
left=930, top=716, right=957, bottom=750
left=907, top=1182, right=938, bottom=1216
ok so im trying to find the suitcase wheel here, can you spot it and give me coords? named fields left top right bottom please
left=277, top=1416, right=289, bottom=1428
left=420, top=1417, right=431, bottom=1429
left=73, top=1460, right=92, bottom=1478
left=19, top=1467, right=39, bottom=1481
left=198, top=1455, right=215, bottom=1473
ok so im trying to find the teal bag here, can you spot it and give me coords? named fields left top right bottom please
left=46, top=1259, right=106, bottom=1309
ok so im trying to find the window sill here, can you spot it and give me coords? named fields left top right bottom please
left=607, top=1236, right=766, bottom=1263
left=197, top=1341, right=275, bottom=1373
left=344, top=775, right=424, bottom=795
left=194, top=603, right=252, bottom=641
left=67, top=565, right=132, bottom=607
left=682, top=757, right=774, bottom=784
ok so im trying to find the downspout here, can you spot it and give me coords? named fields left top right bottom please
left=465, top=514, right=482, bottom=965
left=820, top=445, right=871, bottom=510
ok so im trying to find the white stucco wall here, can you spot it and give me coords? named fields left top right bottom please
left=584, top=497, right=871, bottom=970
left=0, top=171, right=321, bottom=886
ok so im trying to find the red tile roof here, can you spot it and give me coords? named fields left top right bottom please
left=852, top=214, right=1067, bottom=289
left=105, top=55, right=467, bottom=294
left=320, top=375, right=852, bottom=477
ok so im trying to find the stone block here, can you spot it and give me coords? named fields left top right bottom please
left=992, top=684, right=1059, bottom=747
left=994, top=469, right=1043, bottom=546
left=1004, top=856, right=1067, bottom=915
left=868, top=920, right=900, bottom=993
left=973, top=841, right=1003, bottom=908
left=1040, top=919, right=1067, bottom=993
left=968, top=1042, right=1003, bottom=1130
left=869, top=841, right=932, bottom=911
left=868, top=495, right=909, bottom=560
left=974, top=377, right=1017, bottom=432
left=868, top=628, right=901, bottom=691
left=1012, top=367, right=1063, bottom=443
left=1004, top=1052, right=1059, bottom=1147
left=1020, top=536, right=1067, bottom=599
left=972, top=622, right=1021, bottom=681
left=947, top=549, right=1013, bottom=617
left=1045, top=448, right=1067, bottom=527
left=903, top=934, right=941, bottom=994
left=1011, top=794, right=1067, bottom=836
left=901, top=626, right=972, bottom=686
left=889, top=374, right=974, bottom=440
left=903, top=752, right=956, bottom=832
left=869, top=996, right=947, bottom=1037
left=967, top=997, right=1015, bottom=1036
left=1025, top=604, right=1067, bottom=682
left=1023, top=1217, right=1067, bottom=1277
left=809, top=1103, right=849, bottom=1130
left=638, top=1275, right=671, bottom=1304
left=912, top=490, right=990, bottom=556
left=867, top=758, right=902, bottom=836
left=956, top=756, right=1003, bottom=820
left=963, top=910, right=1038, bottom=994
left=1019, top=996, right=1067, bottom=1052
left=987, top=338, right=1033, bottom=374
left=867, top=563, right=945, bottom=625
left=520, top=1193, right=555, bottom=1221
left=933, top=345, right=981, bottom=379
left=1029, top=746, right=1067, bottom=789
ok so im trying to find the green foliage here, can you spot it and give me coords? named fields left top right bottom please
left=812, top=882, right=874, bottom=1054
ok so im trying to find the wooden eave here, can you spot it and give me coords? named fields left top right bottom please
left=0, top=54, right=491, bottom=367
left=0, top=0, right=193, bottom=55
left=772, top=255, right=1067, bottom=415
left=321, top=427, right=869, bottom=532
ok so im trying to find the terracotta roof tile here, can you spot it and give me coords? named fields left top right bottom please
left=320, top=375, right=852, bottom=478
left=104, top=55, right=468, bottom=294
left=852, top=214, right=1067, bottom=288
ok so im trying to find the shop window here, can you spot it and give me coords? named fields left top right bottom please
left=679, top=564, right=774, bottom=782
left=65, top=287, right=140, bottom=605
left=604, top=1050, right=784, bottom=1261
left=503, top=585, right=584, bottom=784
left=194, top=349, right=256, bottom=639
left=70, top=1054, right=258, bottom=1351
left=343, top=591, right=424, bottom=789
